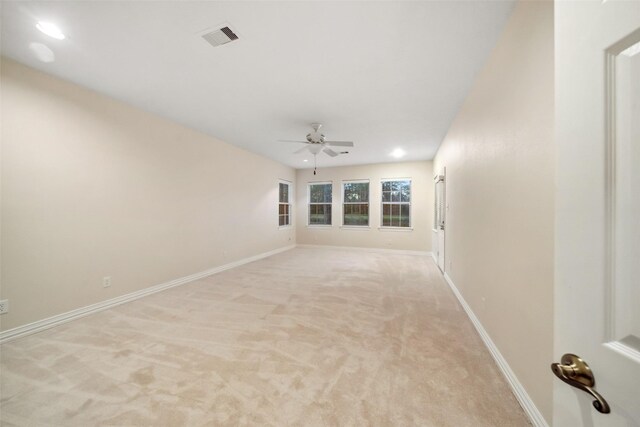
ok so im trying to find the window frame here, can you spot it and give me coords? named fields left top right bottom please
left=341, top=179, right=370, bottom=228
left=278, top=180, right=292, bottom=228
left=307, top=181, right=333, bottom=227
left=380, top=178, right=412, bottom=230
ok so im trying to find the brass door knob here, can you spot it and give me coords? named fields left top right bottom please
left=551, top=353, right=610, bottom=414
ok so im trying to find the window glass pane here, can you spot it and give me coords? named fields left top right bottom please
left=382, top=191, right=391, bottom=202
left=389, top=204, right=398, bottom=226
left=323, top=184, right=332, bottom=202
left=344, top=203, right=368, bottom=226
left=382, top=181, right=391, bottom=192
left=382, top=204, right=391, bottom=226
left=401, top=204, right=410, bottom=227
left=400, top=181, right=411, bottom=202
left=309, top=204, right=332, bottom=225
left=279, top=215, right=285, bottom=226
left=279, top=183, right=289, bottom=203
left=310, top=185, right=319, bottom=203
left=344, top=182, right=369, bottom=203
left=310, top=183, right=332, bottom=203
left=381, top=203, right=411, bottom=228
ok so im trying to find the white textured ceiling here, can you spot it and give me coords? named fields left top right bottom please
left=1, top=1, right=514, bottom=169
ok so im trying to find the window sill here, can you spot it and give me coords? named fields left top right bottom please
left=340, top=225, right=371, bottom=230
left=307, top=225, right=332, bottom=228
left=379, top=227, right=413, bottom=232
left=278, top=225, right=293, bottom=230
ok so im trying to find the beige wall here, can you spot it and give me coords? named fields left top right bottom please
left=433, top=0, right=554, bottom=423
left=0, top=59, right=295, bottom=331
left=296, top=161, right=432, bottom=252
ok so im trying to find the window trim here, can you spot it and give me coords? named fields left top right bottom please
left=278, top=180, right=292, bottom=229
left=341, top=179, right=370, bottom=227
left=380, top=178, right=412, bottom=229
left=307, top=181, right=333, bottom=227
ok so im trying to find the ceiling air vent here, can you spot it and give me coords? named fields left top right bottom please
left=201, top=26, right=239, bottom=47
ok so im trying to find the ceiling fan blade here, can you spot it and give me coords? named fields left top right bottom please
left=294, top=146, right=309, bottom=154
left=323, top=148, right=338, bottom=157
left=278, top=139, right=308, bottom=144
left=324, top=140, right=354, bottom=147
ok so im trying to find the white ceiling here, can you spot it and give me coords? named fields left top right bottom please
left=1, top=1, right=514, bottom=169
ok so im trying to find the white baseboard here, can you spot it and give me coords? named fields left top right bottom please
left=0, top=245, right=295, bottom=344
left=443, top=272, right=549, bottom=427
left=296, top=244, right=431, bottom=257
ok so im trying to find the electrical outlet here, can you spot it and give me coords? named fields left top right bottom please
left=0, top=299, right=9, bottom=314
left=102, top=276, right=111, bottom=288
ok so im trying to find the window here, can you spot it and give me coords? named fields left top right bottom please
left=308, top=182, right=332, bottom=225
left=381, top=179, right=411, bottom=227
left=279, top=181, right=291, bottom=227
left=343, top=181, right=369, bottom=226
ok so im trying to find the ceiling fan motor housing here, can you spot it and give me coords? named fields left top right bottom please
left=306, top=133, right=325, bottom=143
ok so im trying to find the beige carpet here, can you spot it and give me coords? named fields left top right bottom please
left=0, top=247, right=529, bottom=426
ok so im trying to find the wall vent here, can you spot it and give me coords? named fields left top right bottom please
left=202, top=26, right=239, bottom=47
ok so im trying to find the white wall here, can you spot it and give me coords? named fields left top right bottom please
left=433, top=0, right=554, bottom=422
left=0, top=59, right=295, bottom=331
left=295, top=161, right=432, bottom=252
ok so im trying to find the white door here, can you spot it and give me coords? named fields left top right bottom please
left=555, top=1, right=640, bottom=425
left=434, top=171, right=445, bottom=272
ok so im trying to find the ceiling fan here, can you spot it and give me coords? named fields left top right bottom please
left=279, top=123, right=354, bottom=158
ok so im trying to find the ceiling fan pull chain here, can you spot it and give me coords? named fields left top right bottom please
left=314, top=154, right=317, bottom=175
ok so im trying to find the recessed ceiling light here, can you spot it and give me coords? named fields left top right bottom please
left=36, top=21, right=65, bottom=40
left=390, top=148, right=406, bottom=158
left=303, top=159, right=308, bottom=162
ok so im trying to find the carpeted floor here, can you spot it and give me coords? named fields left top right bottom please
left=0, top=247, right=529, bottom=426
